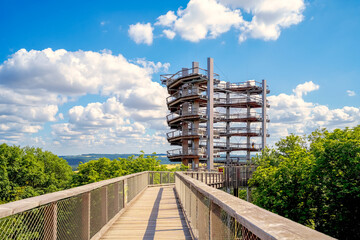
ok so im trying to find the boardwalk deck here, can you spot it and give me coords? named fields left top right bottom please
left=101, top=186, right=192, bottom=240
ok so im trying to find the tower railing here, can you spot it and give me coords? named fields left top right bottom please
left=161, top=67, right=220, bottom=86
left=166, top=87, right=206, bottom=105
left=213, top=126, right=269, bottom=136
left=167, top=128, right=207, bottom=140
left=166, top=108, right=207, bottom=122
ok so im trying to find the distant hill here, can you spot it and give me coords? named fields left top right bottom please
left=60, top=153, right=171, bottom=169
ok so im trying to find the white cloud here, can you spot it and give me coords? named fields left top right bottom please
left=0, top=48, right=170, bottom=152
left=140, top=0, right=305, bottom=43
left=163, top=29, right=176, bottom=39
left=128, top=23, right=154, bottom=45
left=220, top=0, right=305, bottom=42
left=268, top=82, right=360, bottom=145
left=292, top=81, right=319, bottom=98
left=155, top=11, right=177, bottom=26
left=172, top=0, right=244, bottom=42
left=347, top=90, right=356, bottom=97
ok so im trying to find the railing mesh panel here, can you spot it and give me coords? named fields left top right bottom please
left=0, top=205, right=47, bottom=239
left=90, top=187, right=105, bottom=238
left=107, top=183, right=117, bottom=221
left=57, top=195, right=83, bottom=240
left=176, top=173, right=262, bottom=240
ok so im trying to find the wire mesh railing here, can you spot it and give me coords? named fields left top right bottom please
left=175, top=172, right=334, bottom=240
left=0, top=171, right=174, bottom=240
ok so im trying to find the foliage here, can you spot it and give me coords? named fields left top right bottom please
left=249, top=126, right=360, bottom=239
left=72, top=152, right=167, bottom=186
left=309, top=127, right=360, bottom=238
left=0, top=143, right=73, bottom=203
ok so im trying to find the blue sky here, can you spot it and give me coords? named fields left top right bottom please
left=0, top=0, right=359, bottom=155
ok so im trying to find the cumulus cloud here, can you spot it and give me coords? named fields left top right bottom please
left=0, top=48, right=169, bottom=152
left=128, top=22, right=154, bottom=45
left=136, top=0, right=305, bottom=43
left=220, top=0, right=305, bottom=42
left=268, top=82, right=360, bottom=145
left=163, top=29, right=176, bottom=39
left=155, top=11, right=177, bottom=27
left=292, top=81, right=319, bottom=98
left=347, top=90, right=356, bottom=97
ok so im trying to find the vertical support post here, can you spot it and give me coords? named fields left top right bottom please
left=226, top=82, right=230, bottom=165
left=207, top=57, right=214, bottom=171
left=123, top=179, right=127, bottom=208
left=81, top=192, right=90, bottom=240
left=44, top=202, right=57, bottom=240
left=247, top=90, right=251, bottom=163
left=192, top=62, right=199, bottom=74
left=182, top=68, right=189, bottom=77
left=168, top=172, right=170, bottom=184
left=262, top=79, right=267, bottom=150
left=160, top=172, right=163, bottom=184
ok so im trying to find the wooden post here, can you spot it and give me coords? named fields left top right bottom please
left=168, top=172, right=170, bottom=183
left=123, top=180, right=126, bottom=208
left=44, top=202, right=57, bottom=240
left=160, top=172, right=163, bottom=184
left=81, top=192, right=91, bottom=240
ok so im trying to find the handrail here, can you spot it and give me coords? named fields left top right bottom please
left=0, top=171, right=175, bottom=240
left=215, top=112, right=268, bottom=121
left=213, top=126, right=269, bottom=135
left=216, top=80, right=269, bottom=91
left=166, top=87, right=206, bottom=105
left=167, top=128, right=207, bottom=139
left=175, top=172, right=335, bottom=240
left=214, top=95, right=263, bottom=105
left=167, top=148, right=206, bottom=157
left=161, top=67, right=220, bottom=86
left=166, top=108, right=206, bottom=122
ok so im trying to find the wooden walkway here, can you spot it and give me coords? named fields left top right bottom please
left=101, top=186, right=192, bottom=240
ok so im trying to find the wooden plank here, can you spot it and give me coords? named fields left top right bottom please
left=100, top=186, right=192, bottom=240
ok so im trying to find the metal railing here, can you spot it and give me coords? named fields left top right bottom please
left=214, top=127, right=267, bottom=136
left=183, top=171, right=224, bottom=188
left=213, top=142, right=262, bottom=151
left=214, top=95, right=263, bottom=106
left=216, top=80, right=269, bottom=91
left=167, top=148, right=206, bottom=158
left=161, top=67, right=220, bottom=86
left=175, top=172, right=335, bottom=240
left=166, top=108, right=206, bottom=122
left=167, top=128, right=207, bottom=140
left=0, top=171, right=175, bottom=240
left=215, top=112, right=269, bottom=122
left=166, top=87, right=206, bottom=105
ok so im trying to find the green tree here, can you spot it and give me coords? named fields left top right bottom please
left=309, top=127, right=360, bottom=239
left=72, top=152, right=167, bottom=186
left=250, top=135, right=315, bottom=226
left=249, top=126, right=360, bottom=239
left=0, top=144, right=73, bottom=203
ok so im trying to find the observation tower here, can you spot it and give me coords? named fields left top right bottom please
left=161, top=58, right=269, bottom=170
